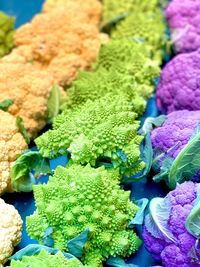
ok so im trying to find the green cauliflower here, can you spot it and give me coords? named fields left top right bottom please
left=111, top=10, right=168, bottom=63
left=26, top=164, right=142, bottom=266
left=61, top=39, right=160, bottom=114
left=36, top=94, right=145, bottom=177
left=0, top=11, right=15, bottom=57
left=102, top=0, right=166, bottom=26
left=9, top=249, right=83, bottom=267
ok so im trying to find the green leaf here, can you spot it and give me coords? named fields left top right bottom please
left=67, top=229, right=89, bottom=258
left=9, top=244, right=75, bottom=261
left=16, top=116, right=30, bottom=144
left=11, top=150, right=51, bottom=192
left=0, top=99, right=13, bottom=111
left=107, top=257, right=138, bottom=267
left=185, top=185, right=200, bottom=238
left=129, top=198, right=149, bottom=227
left=47, top=85, right=62, bottom=123
left=139, top=115, right=166, bottom=136
left=169, top=129, right=200, bottom=189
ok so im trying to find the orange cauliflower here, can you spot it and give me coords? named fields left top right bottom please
left=0, top=198, right=22, bottom=267
left=14, top=6, right=106, bottom=86
left=0, top=59, right=54, bottom=138
left=42, top=0, right=102, bottom=26
left=0, top=110, right=27, bottom=195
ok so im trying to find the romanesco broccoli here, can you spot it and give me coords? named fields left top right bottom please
left=9, top=249, right=83, bottom=267
left=26, top=164, right=142, bottom=266
left=61, top=38, right=160, bottom=115
left=0, top=12, right=15, bottom=58
left=36, top=94, right=145, bottom=177
left=111, top=10, right=168, bottom=63
left=102, top=0, right=166, bottom=26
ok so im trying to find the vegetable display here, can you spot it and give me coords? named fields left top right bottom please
left=26, top=164, right=141, bottom=266
left=4, top=0, right=199, bottom=266
left=165, top=0, right=200, bottom=53
left=143, top=182, right=200, bottom=267
left=0, top=198, right=22, bottom=267
left=0, top=11, right=15, bottom=58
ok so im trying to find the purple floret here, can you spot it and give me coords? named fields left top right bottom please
left=165, top=0, right=200, bottom=53
left=151, top=110, right=200, bottom=158
left=156, top=50, right=200, bottom=114
left=143, top=182, right=199, bottom=267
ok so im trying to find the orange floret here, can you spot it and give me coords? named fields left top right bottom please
left=14, top=6, right=106, bottom=86
left=0, top=110, right=27, bottom=195
left=42, top=0, right=102, bottom=26
left=0, top=59, right=54, bottom=138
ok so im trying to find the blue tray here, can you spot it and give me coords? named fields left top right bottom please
left=1, top=2, right=166, bottom=266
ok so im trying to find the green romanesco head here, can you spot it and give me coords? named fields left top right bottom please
left=35, top=94, right=145, bottom=177
left=93, top=38, right=160, bottom=84
left=0, top=12, right=15, bottom=57
left=102, top=0, right=166, bottom=27
left=111, top=10, right=168, bottom=63
left=9, top=249, right=84, bottom=267
left=61, top=38, right=160, bottom=115
left=26, top=164, right=142, bottom=266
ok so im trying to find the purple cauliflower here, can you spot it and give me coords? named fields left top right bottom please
left=141, top=110, right=200, bottom=188
left=151, top=110, right=200, bottom=158
left=165, top=0, right=200, bottom=53
left=143, top=182, right=200, bottom=267
left=156, top=49, right=200, bottom=114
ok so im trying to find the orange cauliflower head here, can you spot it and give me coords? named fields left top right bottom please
left=0, top=110, right=27, bottom=195
left=0, top=59, right=54, bottom=138
left=14, top=6, right=106, bottom=86
left=42, top=0, right=102, bottom=26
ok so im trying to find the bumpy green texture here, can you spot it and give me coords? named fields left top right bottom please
left=9, top=249, right=83, bottom=267
left=62, top=39, right=160, bottom=114
left=111, top=10, right=167, bottom=63
left=102, top=0, right=166, bottom=26
left=36, top=94, right=145, bottom=177
left=26, top=165, right=141, bottom=266
left=0, top=12, right=15, bottom=57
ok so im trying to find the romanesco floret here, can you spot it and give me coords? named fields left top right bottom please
left=111, top=10, right=168, bottom=63
left=26, top=164, right=142, bottom=266
left=0, top=12, right=15, bottom=58
left=9, top=249, right=83, bottom=267
left=102, top=0, right=166, bottom=26
left=36, top=94, right=145, bottom=177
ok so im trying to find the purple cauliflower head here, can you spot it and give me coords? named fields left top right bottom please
left=149, top=110, right=200, bottom=185
left=156, top=50, right=200, bottom=114
left=165, top=0, right=200, bottom=53
left=151, top=110, right=200, bottom=158
left=143, top=182, right=200, bottom=267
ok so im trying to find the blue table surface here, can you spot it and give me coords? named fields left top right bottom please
left=0, top=1, right=167, bottom=266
